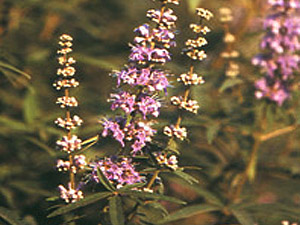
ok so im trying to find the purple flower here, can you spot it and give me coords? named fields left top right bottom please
left=126, top=121, right=156, bottom=155
left=102, top=119, right=125, bottom=147
left=137, top=96, right=161, bottom=118
left=129, top=45, right=153, bottom=64
left=150, top=48, right=171, bottom=63
left=129, top=45, right=171, bottom=64
left=90, top=157, right=144, bottom=189
left=110, top=91, right=136, bottom=114
left=253, top=0, right=300, bottom=105
left=101, top=2, right=178, bottom=155
left=255, top=78, right=289, bottom=106
left=115, top=67, right=169, bottom=92
left=134, top=24, right=176, bottom=48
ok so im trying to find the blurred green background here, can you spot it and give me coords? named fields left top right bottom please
left=0, top=0, right=299, bottom=224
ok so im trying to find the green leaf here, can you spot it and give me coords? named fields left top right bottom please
left=26, top=137, right=56, bottom=156
left=76, top=137, right=99, bottom=154
left=47, top=192, right=112, bottom=218
left=0, top=207, right=24, bottom=225
left=231, top=209, right=255, bottom=225
left=97, top=168, right=116, bottom=192
left=0, top=61, right=31, bottom=80
left=187, top=185, right=224, bottom=206
left=118, top=183, right=146, bottom=191
left=173, top=170, right=199, bottom=184
left=166, top=138, right=180, bottom=154
left=206, top=123, right=220, bottom=144
left=81, top=135, right=99, bottom=145
left=186, top=0, right=203, bottom=14
left=109, top=195, right=125, bottom=225
left=45, top=196, right=60, bottom=202
left=266, top=104, right=275, bottom=128
left=0, top=187, right=15, bottom=208
left=138, top=202, right=168, bottom=224
left=9, top=181, right=52, bottom=197
left=23, top=89, right=40, bottom=124
left=157, top=204, right=221, bottom=224
left=74, top=53, right=119, bottom=70
left=0, top=116, right=31, bottom=133
left=219, top=78, right=243, bottom=93
left=118, top=190, right=186, bottom=205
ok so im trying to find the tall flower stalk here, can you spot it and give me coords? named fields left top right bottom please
left=164, top=8, right=212, bottom=141
left=253, top=0, right=300, bottom=106
left=54, top=34, right=86, bottom=203
left=219, top=7, right=240, bottom=78
left=90, top=0, right=180, bottom=189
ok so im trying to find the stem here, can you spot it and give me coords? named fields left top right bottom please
left=259, top=125, right=297, bottom=141
left=174, top=65, right=194, bottom=129
left=146, top=170, right=160, bottom=189
left=64, top=55, right=75, bottom=189
left=232, top=135, right=261, bottom=201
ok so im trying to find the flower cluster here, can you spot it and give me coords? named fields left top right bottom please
left=253, top=0, right=300, bottom=105
left=177, top=72, right=205, bottom=86
left=102, top=118, right=156, bottom=155
left=164, top=8, right=211, bottom=140
left=153, top=152, right=178, bottom=170
left=54, top=34, right=85, bottom=203
left=171, top=96, right=200, bottom=114
left=55, top=115, right=83, bottom=130
left=219, top=7, right=240, bottom=78
left=183, top=9, right=212, bottom=61
left=109, top=92, right=161, bottom=118
left=114, top=67, right=169, bottom=92
left=90, top=157, right=143, bottom=189
left=101, top=1, right=179, bottom=156
left=163, top=125, right=187, bottom=140
left=57, top=155, right=86, bottom=173
left=58, top=183, right=83, bottom=204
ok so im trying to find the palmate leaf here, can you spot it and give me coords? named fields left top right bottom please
left=47, top=192, right=112, bottom=218
left=118, top=190, right=186, bottom=205
left=0, top=207, right=24, bottom=225
left=109, top=195, right=125, bottom=225
left=97, top=168, right=117, bottom=192
left=156, top=204, right=221, bottom=224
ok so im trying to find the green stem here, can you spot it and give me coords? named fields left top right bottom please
left=146, top=171, right=160, bottom=189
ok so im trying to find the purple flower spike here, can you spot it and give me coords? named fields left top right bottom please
left=253, top=0, right=300, bottom=105
left=90, top=157, right=144, bottom=189
left=101, top=1, right=178, bottom=155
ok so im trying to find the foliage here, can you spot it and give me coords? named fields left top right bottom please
left=0, top=0, right=299, bottom=225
